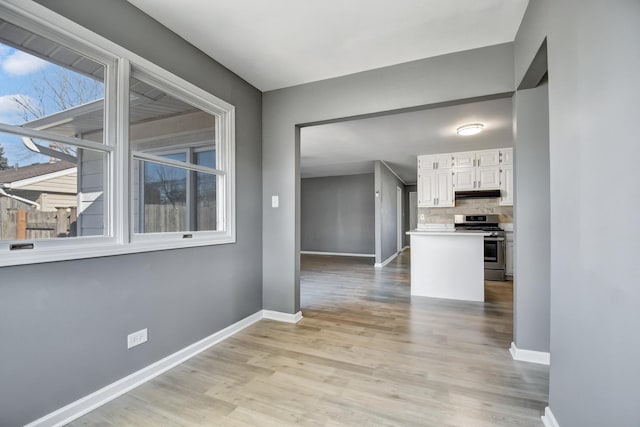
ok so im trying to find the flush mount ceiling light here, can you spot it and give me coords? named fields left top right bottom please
left=456, top=123, right=484, bottom=136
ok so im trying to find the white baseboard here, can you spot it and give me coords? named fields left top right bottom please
left=510, top=342, right=550, bottom=365
left=24, top=309, right=301, bottom=427
left=541, top=407, right=559, bottom=427
left=262, top=310, right=303, bottom=323
left=374, top=251, right=398, bottom=268
left=300, top=251, right=375, bottom=258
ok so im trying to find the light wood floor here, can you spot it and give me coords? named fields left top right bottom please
left=70, top=251, right=548, bottom=426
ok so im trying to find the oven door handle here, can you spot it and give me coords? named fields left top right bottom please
left=484, top=237, right=505, bottom=241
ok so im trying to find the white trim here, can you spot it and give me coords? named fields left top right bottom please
left=374, top=251, right=398, bottom=268
left=262, top=310, right=303, bottom=324
left=509, top=342, right=550, bottom=365
left=0, top=236, right=236, bottom=267
left=300, top=251, right=375, bottom=258
left=24, top=311, right=264, bottom=427
left=23, top=309, right=303, bottom=427
left=541, top=407, right=560, bottom=427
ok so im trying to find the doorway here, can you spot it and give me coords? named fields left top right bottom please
left=397, top=186, right=402, bottom=253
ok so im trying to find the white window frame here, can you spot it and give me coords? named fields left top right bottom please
left=0, top=1, right=236, bottom=267
left=135, top=145, right=216, bottom=234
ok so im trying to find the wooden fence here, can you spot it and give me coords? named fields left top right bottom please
left=0, top=197, right=77, bottom=241
left=143, top=202, right=216, bottom=233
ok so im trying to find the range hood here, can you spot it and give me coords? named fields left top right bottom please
left=455, top=190, right=501, bottom=200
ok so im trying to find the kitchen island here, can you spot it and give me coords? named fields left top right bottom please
left=407, top=229, right=487, bottom=302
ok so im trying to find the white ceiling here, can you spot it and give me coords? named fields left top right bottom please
left=300, top=96, right=513, bottom=183
left=128, top=0, right=528, bottom=91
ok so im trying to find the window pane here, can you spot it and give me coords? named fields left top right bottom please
left=195, top=150, right=216, bottom=231
left=129, top=75, right=216, bottom=165
left=0, top=134, right=107, bottom=241
left=0, top=20, right=105, bottom=144
left=139, top=153, right=187, bottom=234
left=130, top=71, right=218, bottom=235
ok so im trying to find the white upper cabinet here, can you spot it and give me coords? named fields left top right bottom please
left=418, top=154, right=452, bottom=170
left=499, top=164, right=514, bottom=206
left=476, top=166, right=501, bottom=189
left=417, top=169, right=435, bottom=206
left=453, top=168, right=475, bottom=190
left=453, top=151, right=475, bottom=168
left=417, top=169, right=454, bottom=207
left=434, top=170, right=454, bottom=206
left=476, top=149, right=500, bottom=167
left=499, top=148, right=513, bottom=165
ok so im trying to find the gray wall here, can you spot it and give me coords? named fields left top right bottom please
left=0, top=2, right=263, bottom=426
left=513, top=0, right=548, bottom=87
left=263, top=43, right=515, bottom=313
left=513, top=81, right=550, bottom=353
left=374, top=161, right=404, bottom=264
left=517, top=0, right=640, bottom=425
left=301, top=174, right=375, bottom=255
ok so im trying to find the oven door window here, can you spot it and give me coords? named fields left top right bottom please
left=484, top=240, right=498, bottom=262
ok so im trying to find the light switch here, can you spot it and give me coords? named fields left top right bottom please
left=272, top=195, right=279, bottom=208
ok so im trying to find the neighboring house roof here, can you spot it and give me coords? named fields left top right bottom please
left=0, top=162, right=76, bottom=187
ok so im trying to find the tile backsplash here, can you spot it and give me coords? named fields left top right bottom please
left=418, top=198, right=513, bottom=225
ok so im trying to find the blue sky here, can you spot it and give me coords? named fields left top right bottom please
left=0, top=41, right=101, bottom=166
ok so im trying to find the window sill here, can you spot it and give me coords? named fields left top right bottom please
left=0, top=235, right=235, bottom=268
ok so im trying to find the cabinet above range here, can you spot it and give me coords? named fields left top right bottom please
left=417, top=148, right=513, bottom=208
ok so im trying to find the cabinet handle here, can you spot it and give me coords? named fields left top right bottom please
left=478, top=180, right=481, bottom=187
left=473, top=159, right=476, bottom=167
left=478, top=158, right=481, bottom=166
left=433, top=162, right=436, bottom=169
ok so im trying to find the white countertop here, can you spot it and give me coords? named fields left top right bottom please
left=407, top=230, right=489, bottom=236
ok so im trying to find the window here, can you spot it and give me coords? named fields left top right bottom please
left=0, top=3, right=235, bottom=266
left=0, top=17, right=112, bottom=248
left=128, top=71, right=223, bottom=237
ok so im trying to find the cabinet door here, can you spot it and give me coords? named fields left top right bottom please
left=500, top=148, right=513, bottom=166
left=453, top=168, right=475, bottom=190
left=476, top=149, right=500, bottom=167
left=477, top=166, right=500, bottom=189
left=453, top=151, right=475, bottom=168
left=435, top=154, right=453, bottom=170
left=499, top=165, right=514, bottom=206
left=417, top=155, right=436, bottom=170
left=417, top=170, right=435, bottom=207
left=435, top=170, right=454, bottom=206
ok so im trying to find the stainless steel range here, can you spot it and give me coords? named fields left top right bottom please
left=454, top=214, right=506, bottom=281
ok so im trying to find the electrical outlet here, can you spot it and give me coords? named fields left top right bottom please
left=271, top=195, right=279, bottom=208
left=420, top=214, right=425, bottom=221
left=127, top=328, right=148, bottom=349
